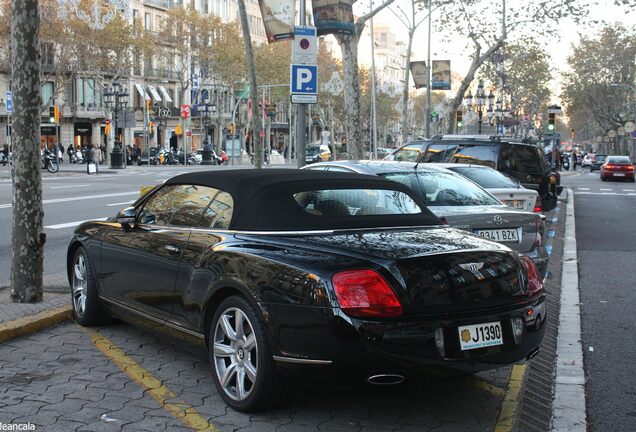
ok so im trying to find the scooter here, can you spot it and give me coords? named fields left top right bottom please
left=212, top=149, right=229, bottom=166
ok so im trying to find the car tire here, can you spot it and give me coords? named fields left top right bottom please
left=209, top=295, right=287, bottom=412
left=70, top=246, right=112, bottom=326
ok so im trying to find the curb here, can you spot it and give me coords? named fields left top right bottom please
left=551, top=189, right=586, bottom=432
left=0, top=304, right=72, bottom=343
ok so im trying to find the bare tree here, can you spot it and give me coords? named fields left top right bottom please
left=237, top=0, right=262, bottom=168
left=334, top=0, right=396, bottom=159
left=11, top=0, right=45, bottom=303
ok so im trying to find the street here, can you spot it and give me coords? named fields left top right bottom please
left=562, top=170, right=636, bottom=432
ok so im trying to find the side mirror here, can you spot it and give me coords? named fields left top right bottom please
left=116, top=206, right=136, bottom=226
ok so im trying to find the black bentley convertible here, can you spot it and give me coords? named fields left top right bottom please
left=68, top=169, right=546, bottom=411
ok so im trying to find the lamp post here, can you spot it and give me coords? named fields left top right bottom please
left=200, top=101, right=213, bottom=165
left=103, top=82, right=129, bottom=169
left=463, top=80, right=490, bottom=134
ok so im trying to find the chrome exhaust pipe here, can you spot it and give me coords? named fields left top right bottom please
left=367, top=374, right=405, bottom=385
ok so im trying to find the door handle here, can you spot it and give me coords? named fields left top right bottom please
left=164, top=245, right=181, bottom=255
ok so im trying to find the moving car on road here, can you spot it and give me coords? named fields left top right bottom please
left=600, top=156, right=635, bottom=182
left=581, top=153, right=593, bottom=168
left=590, top=154, right=607, bottom=171
left=68, top=169, right=546, bottom=412
left=434, top=163, right=542, bottom=213
left=303, top=161, right=548, bottom=278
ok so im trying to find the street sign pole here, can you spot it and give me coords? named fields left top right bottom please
left=296, top=0, right=306, bottom=168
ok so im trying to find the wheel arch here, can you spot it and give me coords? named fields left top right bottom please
left=66, top=240, right=84, bottom=286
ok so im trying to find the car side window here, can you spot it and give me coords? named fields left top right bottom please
left=169, top=185, right=221, bottom=227
left=138, top=184, right=219, bottom=227
left=137, top=185, right=179, bottom=225
left=201, top=191, right=234, bottom=229
left=508, top=145, right=544, bottom=174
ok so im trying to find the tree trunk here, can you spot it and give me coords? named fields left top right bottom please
left=336, top=33, right=364, bottom=160
left=237, top=0, right=261, bottom=168
left=401, top=29, right=415, bottom=142
left=11, top=0, right=44, bottom=303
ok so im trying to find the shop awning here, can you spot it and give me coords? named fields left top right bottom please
left=159, top=86, right=173, bottom=103
left=134, top=83, right=150, bottom=101
left=147, top=85, right=162, bottom=102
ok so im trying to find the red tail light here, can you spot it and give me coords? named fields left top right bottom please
left=627, top=165, right=634, bottom=171
left=332, top=269, right=403, bottom=317
left=533, top=196, right=542, bottom=213
left=522, top=256, right=543, bottom=296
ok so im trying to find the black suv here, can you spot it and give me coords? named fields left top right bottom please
left=393, top=135, right=563, bottom=211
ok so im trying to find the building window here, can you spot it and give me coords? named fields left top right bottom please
left=144, top=12, right=151, bottom=31
left=76, top=78, right=102, bottom=110
left=41, top=82, right=54, bottom=107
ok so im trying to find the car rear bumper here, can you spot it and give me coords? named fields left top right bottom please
left=270, top=297, right=546, bottom=382
left=601, top=171, right=634, bottom=179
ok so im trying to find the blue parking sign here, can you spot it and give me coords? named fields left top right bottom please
left=290, top=64, right=317, bottom=94
left=5, top=91, right=12, bottom=114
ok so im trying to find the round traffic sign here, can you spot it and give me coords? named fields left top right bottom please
left=300, top=38, right=310, bottom=49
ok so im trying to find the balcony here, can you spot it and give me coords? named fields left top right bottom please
left=143, top=0, right=180, bottom=10
left=72, top=102, right=107, bottom=119
left=142, top=67, right=179, bottom=80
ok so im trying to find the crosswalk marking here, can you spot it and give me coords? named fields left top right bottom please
left=0, top=191, right=139, bottom=209
left=50, top=184, right=91, bottom=190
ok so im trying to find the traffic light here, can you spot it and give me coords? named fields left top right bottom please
left=149, top=121, right=153, bottom=134
left=229, top=122, right=236, bottom=135
left=49, top=106, right=55, bottom=123
left=104, top=123, right=110, bottom=135
left=456, top=110, right=463, bottom=129
left=548, top=112, right=556, bottom=131
left=54, top=106, right=60, bottom=124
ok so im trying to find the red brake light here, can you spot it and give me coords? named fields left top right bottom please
left=627, top=165, right=634, bottom=171
left=332, top=269, right=402, bottom=317
left=522, top=256, right=543, bottom=296
left=533, top=196, right=542, bottom=213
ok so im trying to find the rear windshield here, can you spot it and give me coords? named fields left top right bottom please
left=294, top=189, right=422, bottom=216
left=448, top=166, right=519, bottom=188
left=594, top=155, right=607, bottom=161
left=306, top=146, right=321, bottom=156
left=380, top=171, right=501, bottom=207
left=606, top=156, right=631, bottom=164
left=424, top=143, right=498, bottom=167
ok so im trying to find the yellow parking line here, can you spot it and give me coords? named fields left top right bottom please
left=494, top=364, right=527, bottom=432
left=467, top=376, right=505, bottom=397
left=83, top=328, right=218, bottom=432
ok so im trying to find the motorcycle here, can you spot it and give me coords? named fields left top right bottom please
left=249, top=151, right=269, bottom=166
left=41, top=149, right=59, bottom=173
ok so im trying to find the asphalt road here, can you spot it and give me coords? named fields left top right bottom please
left=0, top=164, right=255, bottom=289
left=563, top=168, right=636, bottom=431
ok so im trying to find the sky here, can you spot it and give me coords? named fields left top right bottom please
left=348, top=0, right=633, bottom=102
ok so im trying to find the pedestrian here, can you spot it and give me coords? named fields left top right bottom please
left=554, top=149, right=561, bottom=171
left=100, top=144, right=106, bottom=163
left=1, top=144, right=8, bottom=166
left=68, top=145, right=74, bottom=163
left=572, top=152, right=578, bottom=170
left=58, top=143, right=64, bottom=164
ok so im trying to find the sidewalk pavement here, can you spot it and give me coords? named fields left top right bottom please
left=0, top=286, right=71, bottom=344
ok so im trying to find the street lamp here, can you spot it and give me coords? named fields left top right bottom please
left=464, top=80, right=489, bottom=134
left=103, top=82, right=129, bottom=169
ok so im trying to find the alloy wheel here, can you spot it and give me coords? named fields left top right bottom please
left=72, top=254, right=87, bottom=318
left=213, top=307, right=258, bottom=401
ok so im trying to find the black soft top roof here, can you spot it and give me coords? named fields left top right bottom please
left=165, top=169, right=440, bottom=231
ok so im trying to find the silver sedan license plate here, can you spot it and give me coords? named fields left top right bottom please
left=474, top=228, right=521, bottom=243
left=458, top=321, right=503, bottom=351
left=503, top=199, right=524, bottom=209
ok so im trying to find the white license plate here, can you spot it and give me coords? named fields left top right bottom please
left=474, top=228, right=521, bottom=243
left=458, top=321, right=504, bottom=351
left=503, top=200, right=524, bottom=209
left=613, top=173, right=625, bottom=177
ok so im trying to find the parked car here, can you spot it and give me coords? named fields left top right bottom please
left=303, top=161, right=548, bottom=278
left=590, top=154, right=607, bottom=171
left=188, top=149, right=203, bottom=165
left=581, top=154, right=593, bottom=168
left=435, top=163, right=543, bottom=213
left=68, top=169, right=546, bottom=412
left=407, top=135, right=562, bottom=211
left=600, top=155, right=635, bottom=182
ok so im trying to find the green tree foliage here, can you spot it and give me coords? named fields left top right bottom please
left=560, top=24, right=636, bottom=144
left=480, top=40, right=552, bottom=132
